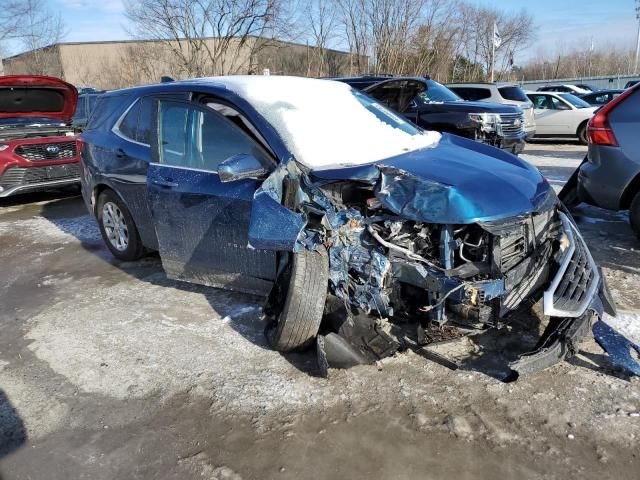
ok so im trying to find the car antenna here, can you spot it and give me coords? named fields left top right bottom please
left=160, top=76, right=174, bottom=83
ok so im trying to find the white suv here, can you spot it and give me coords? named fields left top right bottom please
left=446, top=83, right=536, bottom=139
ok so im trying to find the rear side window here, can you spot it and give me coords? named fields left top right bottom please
left=135, top=97, right=155, bottom=145
left=118, top=100, right=141, bottom=139
left=498, top=86, right=528, bottom=102
left=449, top=87, right=491, bottom=101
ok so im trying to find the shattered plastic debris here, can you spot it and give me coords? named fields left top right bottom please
left=593, top=320, right=640, bottom=376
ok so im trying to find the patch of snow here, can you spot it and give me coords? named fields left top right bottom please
left=0, top=214, right=101, bottom=245
left=603, top=311, right=640, bottom=346
left=200, top=75, right=441, bottom=169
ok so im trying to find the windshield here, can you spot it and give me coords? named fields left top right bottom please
left=417, top=80, right=462, bottom=103
left=559, top=93, right=591, bottom=108
left=353, top=90, right=423, bottom=135
left=498, top=86, right=529, bottom=102
left=215, top=76, right=441, bottom=170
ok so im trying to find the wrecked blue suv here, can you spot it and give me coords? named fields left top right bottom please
left=80, top=76, right=635, bottom=378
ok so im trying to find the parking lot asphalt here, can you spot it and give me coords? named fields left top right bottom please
left=1, top=142, right=639, bottom=480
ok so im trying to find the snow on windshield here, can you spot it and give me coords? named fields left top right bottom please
left=206, top=76, right=440, bottom=170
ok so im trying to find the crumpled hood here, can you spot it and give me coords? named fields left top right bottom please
left=313, top=133, right=554, bottom=224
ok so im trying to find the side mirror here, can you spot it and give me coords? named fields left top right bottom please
left=218, top=153, right=269, bottom=183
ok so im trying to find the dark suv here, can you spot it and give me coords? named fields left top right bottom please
left=335, top=76, right=526, bottom=154
left=576, top=83, right=640, bottom=238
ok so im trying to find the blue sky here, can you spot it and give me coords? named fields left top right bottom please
left=7, top=0, right=640, bottom=64
left=471, top=0, right=638, bottom=61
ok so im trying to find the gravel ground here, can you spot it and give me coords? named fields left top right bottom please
left=0, top=142, right=639, bottom=480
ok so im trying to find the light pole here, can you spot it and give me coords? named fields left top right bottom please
left=635, top=0, right=640, bottom=73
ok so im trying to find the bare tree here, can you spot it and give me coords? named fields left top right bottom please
left=18, top=0, right=66, bottom=75
left=0, top=0, right=66, bottom=76
left=303, top=0, right=339, bottom=76
left=124, top=0, right=286, bottom=77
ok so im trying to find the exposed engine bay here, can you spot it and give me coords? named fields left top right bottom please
left=250, top=156, right=618, bottom=380
left=0, top=122, right=75, bottom=141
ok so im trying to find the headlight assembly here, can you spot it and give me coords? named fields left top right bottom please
left=468, top=113, right=501, bottom=133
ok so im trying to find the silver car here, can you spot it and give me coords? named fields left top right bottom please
left=447, top=82, right=536, bottom=139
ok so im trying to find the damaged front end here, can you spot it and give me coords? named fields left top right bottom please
left=250, top=138, right=634, bottom=379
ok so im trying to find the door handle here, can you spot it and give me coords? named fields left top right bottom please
left=152, top=178, right=179, bottom=188
left=115, top=148, right=126, bottom=158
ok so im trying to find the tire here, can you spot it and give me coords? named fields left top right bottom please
left=577, top=122, right=588, bottom=145
left=96, top=189, right=145, bottom=261
left=269, top=247, right=329, bottom=352
left=629, top=192, right=640, bottom=240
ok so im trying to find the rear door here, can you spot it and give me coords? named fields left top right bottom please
left=147, top=98, right=277, bottom=295
left=108, top=95, right=165, bottom=249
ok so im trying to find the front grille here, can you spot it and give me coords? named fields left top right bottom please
left=14, top=141, right=77, bottom=161
left=543, top=213, right=599, bottom=318
left=0, top=164, right=80, bottom=189
left=499, top=113, right=525, bottom=139
left=551, top=229, right=597, bottom=313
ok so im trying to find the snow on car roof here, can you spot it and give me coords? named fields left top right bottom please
left=200, top=75, right=440, bottom=170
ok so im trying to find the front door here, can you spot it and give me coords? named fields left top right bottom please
left=529, top=94, right=572, bottom=135
left=147, top=98, right=277, bottom=295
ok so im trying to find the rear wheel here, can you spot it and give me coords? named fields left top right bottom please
left=577, top=122, right=588, bottom=145
left=629, top=192, right=640, bottom=240
left=268, top=247, right=329, bottom=352
left=96, top=190, right=145, bottom=261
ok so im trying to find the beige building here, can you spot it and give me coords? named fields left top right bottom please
left=2, top=37, right=366, bottom=90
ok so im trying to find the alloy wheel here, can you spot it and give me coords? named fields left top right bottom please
left=102, top=201, right=129, bottom=251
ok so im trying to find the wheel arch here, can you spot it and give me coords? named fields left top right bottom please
left=576, top=119, right=588, bottom=136
left=620, top=171, right=640, bottom=210
left=93, top=183, right=124, bottom=215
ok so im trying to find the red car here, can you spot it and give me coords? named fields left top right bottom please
left=0, top=75, right=80, bottom=198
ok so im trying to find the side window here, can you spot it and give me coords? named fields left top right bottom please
left=530, top=95, right=547, bottom=109
left=118, top=100, right=141, bottom=139
left=594, top=94, right=608, bottom=104
left=449, top=87, right=489, bottom=101
left=158, top=101, right=270, bottom=172
left=135, top=97, right=155, bottom=145
left=550, top=97, right=570, bottom=110
left=367, top=81, right=403, bottom=111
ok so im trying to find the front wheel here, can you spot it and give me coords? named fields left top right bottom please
left=577, top=122, right=588, bottom=145
left=268, top=247, right=329, bottom=352
left=96, top=190, right=145, bottom=261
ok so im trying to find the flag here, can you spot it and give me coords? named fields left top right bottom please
left=493, top=23, right=502, bottom=48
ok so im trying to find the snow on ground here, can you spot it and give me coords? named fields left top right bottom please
left=0, top=214, right=101, bottom=246
left=604, top=312, right=640, bottom=346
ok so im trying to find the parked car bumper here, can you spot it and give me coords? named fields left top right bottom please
left=577, top=144, right=638, bottom=210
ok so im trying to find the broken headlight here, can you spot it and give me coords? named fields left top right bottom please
left=468, top=113, right=501, bottom=133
